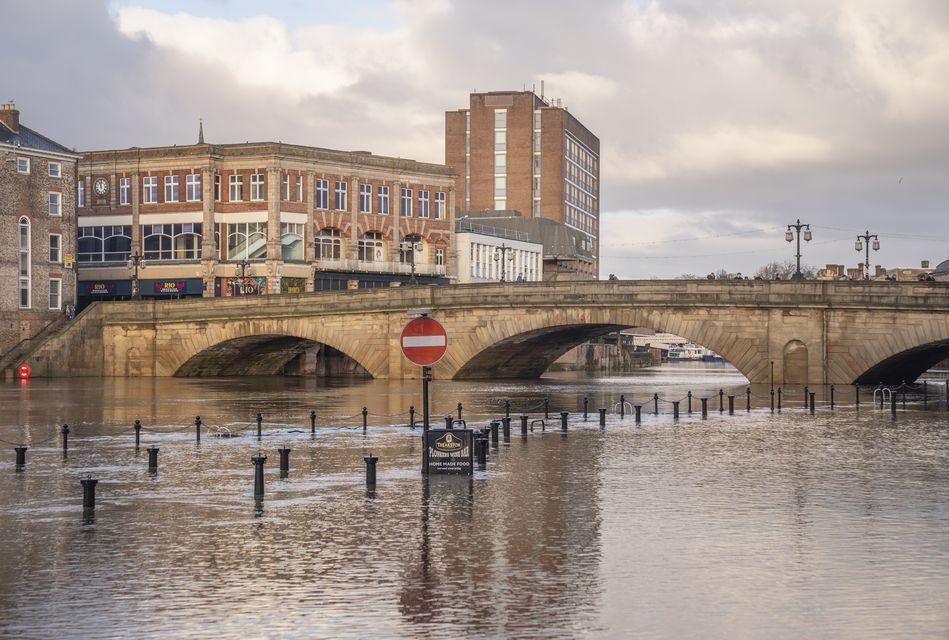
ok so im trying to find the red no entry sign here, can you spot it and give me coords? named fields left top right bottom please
left=400, top=317, right=448, bottom=366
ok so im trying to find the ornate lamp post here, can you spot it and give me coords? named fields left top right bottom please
left=235, top=258, right=250, bottom=296
left=494, top=243, right=515, bottom=282
left=854, top=231, right=880, bottom=280
left=785, top=219, right=812, bottom=280
left=399, top=240, right=423, bottom=285
left=127, top=251, right=146, bottom=300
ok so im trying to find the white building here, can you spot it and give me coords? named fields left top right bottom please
left=454, top=221, right=543, bottom=283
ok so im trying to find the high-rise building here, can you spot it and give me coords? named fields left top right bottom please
left=446, top=90, right=600, bottom=277
left=0, top=103, right=80, bottom=361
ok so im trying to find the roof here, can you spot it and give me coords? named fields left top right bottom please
left=0, top=123, right=78, bottom=156
left=934, top=259, right=949, bottom=274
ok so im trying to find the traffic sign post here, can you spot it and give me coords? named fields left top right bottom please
left=401, top=316, right=448, bottom=475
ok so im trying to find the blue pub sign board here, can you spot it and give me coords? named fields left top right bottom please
left=425, top=429, right=474, bottom=475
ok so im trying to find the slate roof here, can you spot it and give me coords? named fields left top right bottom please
left=0, top=123, right=77, bottom=156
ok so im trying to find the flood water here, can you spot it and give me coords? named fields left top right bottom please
left=1, top=364, right=947, bottom=639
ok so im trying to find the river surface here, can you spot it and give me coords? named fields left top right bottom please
left=0, top=363, right=947, bottom=639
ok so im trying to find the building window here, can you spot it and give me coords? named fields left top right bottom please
left=359, top=183, right=372, bottom=213
left=78, top=225, right=132, bottom=263
left=436, top=248, right=444, bottom=266
left=143, top=223, right=203, bottom=260
left=227, top=222, right=266, bottom=260
left=49, top=162, right=61, bottom=178
left=315, top=179, right=329, bottom=209
left=280, top=222, right=304, bottom=261
left=377, top=185, right=389, bottom=215
left=49, top=234, right=62, bottom=263
left=78, top=180, right=85, bottom=208
left=48, top=192, right=62, bottom=216
left=19, top=217, right=30, bottom=308
left=250, top=173, right=265, bottom=201
left=434, top=192, right=446, bottom=219
left=283, top=174, right=290, bottom=201
left=314, top=227, right=341, bottom=260
left=334, top=180, right=347, bottom=211
left=495, top=175, right=506, bottom=197
left=401, top=188, right=413, bottom=217
left=357, top=231, right=384, bottom=262
left=120, top=178, right=131, bottom=205
left=495, top=130, right=506, bottom=152
left=143, top=176, right=158, bottom=204
left=418, top=190, right=429, bottom=218
left=17, top=157, right=29, bottom=174
left=164, top=175, right=180, bottom=203
left=400, top=234, right=423, bottom=264
left=49, top=279, right=62, bottom=311
left=495, top=109, right=507, bottom=129
left=186, top=174, right=201, bottom=202
left=214, top=175, right=221, bottom=201
left=295, top=176, right=303, bottom=202
left=229, top=175, right=243, bottom=201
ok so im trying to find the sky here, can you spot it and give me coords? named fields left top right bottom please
left=6, top=0, right=949, bottom=278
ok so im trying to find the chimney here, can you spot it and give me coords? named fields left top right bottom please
left=921, top=259, right=930, bottom=269
left=875, top=265, right=885, bottom=277
left=0, top=103, right=19, bottom=133
left=836, top=264, right=845, bottom=277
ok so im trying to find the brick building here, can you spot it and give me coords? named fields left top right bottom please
left=0, top=103, right=80, bottom=360
left=77, top=133, right=455, bottom=305
left=445, top=90, right=600, bottom=277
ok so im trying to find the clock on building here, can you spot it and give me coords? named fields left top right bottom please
left=94, top=178, right=109, bottom=196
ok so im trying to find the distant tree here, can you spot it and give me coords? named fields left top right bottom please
left=754, top=260, right=818, bottom=280
left=677, top=273, right=702, bottom=279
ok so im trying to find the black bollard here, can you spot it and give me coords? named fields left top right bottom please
left=521, top=414, right=529, bottom=435
left=901, top=384, right=906, bottom=409
left=746, top=387, right=751, bottom=411
left=195, top=415, right=202, bottom=442
left=408, top=406, right=415, bottom=429
left=544, top=398, right=550, bottom=420
left=502, top=417, right=511, bottom=443
left=673, top=401, right=680, bottom=420
left=560, top=411, right=569, bottom=431
left=653, top=393, right=659, bottom=415
left=310, top=410, right=317, bottom=434
left=583, top=396, right=589, bottom=419
left=687, top=390, right=693, bottom=414
left=855, top=384, right=860, bottom=406
left=923, top=381, right=928, bottom=409
left=728, top=395, right=735, bottom=415
left=362, top=407, right=368, bottom=432
left=890, top=390, right=897, bottom=417
left=504, top=400, right=510, bottom=418
left=364, top=453, right=378, bottom=487
left=256, top=412, right=263, bottom=439
left=475, top=436, right=487, bottom=467
left=457, top=402, right=463, bottom=421
left=809, top=392, right=816, bottom=414
left=80, top=477, right=98, bottom=511
left=830, top=385, right=835, bottom=409
left=490, top=421, right=500, bottom=445
left=134, top=419, right=142, bottom=448
left=804, top=386, right=809, bottom=409
left=14, top=446, right=27, bottom=469
left=620, top=394, right=626, bottom=419
left=599, top=408, right=607, bottom=427
left=878, top=384, right=884, bottom=409
left=445, top=415, right=454, bottom=430
left=61, top=424, right=69, bottom=452
left=770, top=389, right=775, bottom=412
left=252, top=453, right=266, bottom=497
left=777, top=387, right=782, bottom=411
left=147, top=446, right=159, bottom=471
left=945, top=380, right=948, bottom=410
left=278, top=447, right=291, bottom=474
left=701, top=398, right=708, bottom=418
left=634, top=405, right=642, bottom=424
left=718, top=389, right=724, bottom=412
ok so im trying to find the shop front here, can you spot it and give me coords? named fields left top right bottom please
left=143, top=279, right=204, bottom=299
left=216, top=276, right=268, bottom=297
left=78, top=280, right=132, bottom=309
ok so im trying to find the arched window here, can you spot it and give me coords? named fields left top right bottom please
left=78, top=226, right=132, bottom=263
left=399, top=234, right=424, bottom=265
left=143, top=223, right=202, bottom=260
left=314, top=228, right=341, bottom=260
left=19, top=216, right=30, bottom=308
left=357, top=232, right=384, bottom=262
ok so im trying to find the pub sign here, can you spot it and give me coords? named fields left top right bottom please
left=425, top=429, right=474, bottom=475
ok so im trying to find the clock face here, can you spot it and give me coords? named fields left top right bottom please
left=94, top=178, right=109, bottom=196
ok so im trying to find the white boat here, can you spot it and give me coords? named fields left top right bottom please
left=667, top=344, right=724, bottom=362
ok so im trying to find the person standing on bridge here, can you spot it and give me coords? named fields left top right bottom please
left=515, top=272, right=524, bottom=283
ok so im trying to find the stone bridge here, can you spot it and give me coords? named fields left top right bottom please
left=19, top=280, right=949, bottom=385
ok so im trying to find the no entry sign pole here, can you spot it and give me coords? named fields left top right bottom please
left=401, top=314, right=448, bottom=476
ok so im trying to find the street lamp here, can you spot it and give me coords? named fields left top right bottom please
left=127, top=251, right=146, bottom=300
left=854, top=230, right=880, bottom=280
left=785, top=219, right=812, bottom=280
left=494, top=243, right=515, bottom=282
left=235, top=258, right=250, bottom=296
left=399, top=240, right=423, bottom=285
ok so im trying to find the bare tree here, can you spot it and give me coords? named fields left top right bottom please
left=754, top=260, right=818, bottom=280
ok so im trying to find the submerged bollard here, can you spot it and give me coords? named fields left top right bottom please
left=61, top=424, right=70, bottom=452
left=195, top=415, right=202, bottom=443
left=599, top=408, right=607, bottom=427
left=457, top=402, right=463, bottom=421
left=619, top=394, right=626, bottom=419
left=672, top=401, right=680, bottom=420
left=134, top=420, right=142, bottom=448
left=777, top=387, right=783, bottom=411
left=653, top=393, right=659, bottom=415
left=560, top=411, right=569, bottom=431
left=770, top=389, right=775, bottom=412
left=728, top=395, right=735, bottom=415
left=408, top=406, right=415, bottom=429
left=80, top=476, right=98, bottom=511
left=310, top=410, right=317, bottom=434
left=804, top=386, right=809, bottom=409
left=147, top=446, right=159, bottom=471
left=475, top=436, right=487, bottom=467
left=809, top=392, right=816, bottom=414
left=746, top=388, right=751, bottom=411
left=445, top=415, right=454, bottom=430
left=923, top=381, right=928, bottom=409
left=687, top=391, right=693, bottom=414
left=830, top=385, right=835, bottom=409
left=891, top=390, right=897, bottom=417
left=14, top=446, right=27, bottom=469
left=718, top=389, right=724, bottom=413
left=278, top=447, right=291, bottom=474
left=521, top=414, right=529, bottom=436
left=252, top=453, right=267, bottom=497
left=490, top=420, right=500, bottom=445
left=364, top=453, right=378, bottom=487
left=362, top=407, right=368, bottom=432
left=256, top=412, right=263, bottom=439
left=504, top=400, right=510, bottom=418
left=502, top=417, right=511, bottom=443
left=544, top=398, right=550, bottom=420
left=583, top=396, right=589, bottom=419
left=855, top=384, right=860, bottom=406
left=634, top=405, right=642, bottom=424
left=701, top=398, right=708, bottom=418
